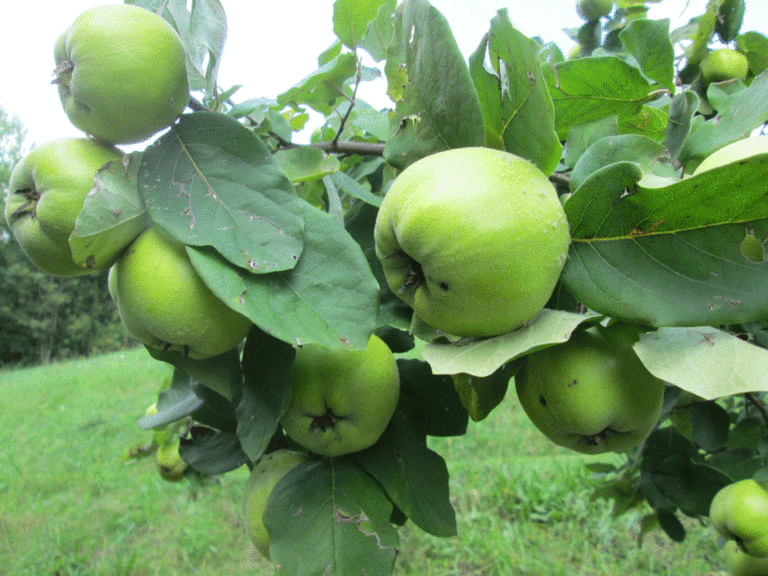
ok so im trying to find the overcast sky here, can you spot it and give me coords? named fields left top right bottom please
left=1, top=0, right=767, bottom=149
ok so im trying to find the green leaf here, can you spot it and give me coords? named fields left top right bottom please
left=619, top=18, right=676, bottom=93
left=634, top=327, right=768, bottom=400
left=273, top=147, right=341, bottom=184
left=452, top=362, right=518, bottom=422
left=689, top=400, right=731, bottom=452
left=644, top=455, right=731, bottom=516
left=330, top=171, right=383, bottom=207
left=383, top=0, right=485, bottom=170
left=679, top=71, right=768, bottom=169
left=564, top=116, right=619, bottom=169
left=360, top=0, right=398, bottom=62
left=140, top=112, right=304, bottom=274
left=716, top=0, right=745, bottom=43
left=277, top=53, right=359, bottom=115
left=543, top=56, right=652, bottom=140
left=665, top=90, right=700, bottom=162
left=136, top=367, right=204, bottom=429
left=656, top=509, right=686, bottom=542
left=333, top=0, right=388, bottom=51
left=70, top=151, right=149, bottom=269
left=356, top=399, right=457, bottom=537
left=468, top=10, right=562, bottom=175
left=236, top=330, right=296, bottom=461
left=619, top=105, right=669, bottom=141
left=187, top=200, right=379, bottom=351
left=421, top=309, right=600, bottom=378
left=179, top=429, right=249, bottom=475
left=561, top=156, right=768, bottom=327
left=265, top=459, right=399, bottom=576
left=737, top=32, right=768, bottom=76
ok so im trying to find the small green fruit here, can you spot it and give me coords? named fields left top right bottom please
left=53, top=4, right=189, bottom=144
left=243, top=450, right=309, bottom=559
left=710, top=479, right=768, bottom=558
left=515, top=324, right=665, bottom=454
left=576, top=0, right=614, bottom=21
left=155, top=438, right=187, bottom=482
left=374, top=147, right=570, bottom=338
left=279, top=334, right=400, bottom=457
left=700, top=49, right=749, bottom=84
left=5, top=137, right=123, bottom=276
left=109, top=225, right=253, bottom=359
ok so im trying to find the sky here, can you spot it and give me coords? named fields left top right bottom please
left=1, top=0, right=767, bottom=150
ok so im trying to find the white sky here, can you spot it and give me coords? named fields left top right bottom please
left=1, top=0, right=767, bottom=149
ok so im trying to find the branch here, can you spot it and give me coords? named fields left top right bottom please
left=745, top=392, right=768, bottom=426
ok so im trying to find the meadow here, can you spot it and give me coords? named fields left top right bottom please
left=0, top=347, right=727, bottom=576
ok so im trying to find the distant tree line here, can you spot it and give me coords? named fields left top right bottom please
left=0, top=106, right=135, bottom=367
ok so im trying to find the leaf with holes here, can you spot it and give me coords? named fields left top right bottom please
left=139, top=112, right=304, bottom=274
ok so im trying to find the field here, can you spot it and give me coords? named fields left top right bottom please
left=0, top=347, right=727, bottom=576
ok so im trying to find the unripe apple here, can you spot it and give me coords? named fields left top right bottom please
left=242, top=450, right=309, bottom=558
left=109, top=225, right=253, bottom=359
left=374, top=147, right=570, bottom=338
left=279, top=334, right=400, bottom=457
left=726, top=540, right=768, bottom=576
left=5, top=137, right=123, bottom=276
left=515, top=324, right=665, bottom=454
left=53, top=4, right=189, bottom=144
left=155, top=438, right=187, bottom=482
left=700, top=49, right=749, bottom=85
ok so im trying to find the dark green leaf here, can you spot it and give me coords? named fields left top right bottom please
left=665, top=90, right=700, bottom=162
left=657, top=509, right=686, bottom=542
left=266, top=459, right=399, bottom=576
left=383, top=0, right=485, bottom=170
left=689, top=401, right=731, bottom=452
left=397, top=358, right=468, bottom=437
left=140, top=112, right=304, bottom=274
left=188, top=200, right=379, bottom=350
left=543, top=56, right=652, bottom=140
left=137, top=367, right=203, bottom=429
left=356, top=399, right=457, bottom=537
left=236, top=330, right=296, bottom=461
left=468, top=10, right=562, bottom=175
left=726, top=417, right=767, bottom=450
left=716, top=0, right=745, bottom=43
left=737, top=32, right=768, bottom=76
left=179, top=429, right=249, bottom=475
left=563, top=116, right=619, bottom=169
left=619, top=19, right=676, bottom=93
left=452, top=363, right=517, bottom=422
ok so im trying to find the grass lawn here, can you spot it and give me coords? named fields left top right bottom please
left=0, top=348, right=728, bottom=576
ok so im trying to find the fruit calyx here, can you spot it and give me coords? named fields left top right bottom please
left=586, top=426, right=619, bottom=446
left=10, top=188, right=38, bottom=220
left=310, top=407, right=345, bottom=432
left=52, top=61, right=75, bottom=86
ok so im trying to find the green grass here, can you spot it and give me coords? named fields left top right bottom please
left=0, top=349, right=728, bottom=576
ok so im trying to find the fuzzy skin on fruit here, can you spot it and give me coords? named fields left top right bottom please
left=5, top=137, right=122, bottom=276
left=710, top=479, right=768, bottom=558
left=109, top=225, right=253, bottom=359
left=279, top=334, right=400, bottom=457
left=515, top=325, right=665, bottom=455
left=374, top=147, right=570, bottom=338
left=700, top=49, right=749, bottom=84
left=53, top=4, right=189, bottom=144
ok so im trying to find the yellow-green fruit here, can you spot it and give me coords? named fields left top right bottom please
left=109, top=225, right=253, bottom=359
left=374, top=147, right=570, bottom=338
left=710, top=479, right=768, bottom=558
left=53, top=4, right=189, bottom=144
left=280, top=334, right=400, bottom=457
left=700, top=49, right=749, bottom=84
left=5, top=138, right=123, bottom=276
left=694, top=136, right=768, bottom=175
left=155, top=438, right=187, bottom=482
left=243, top=450, right=309, bottom=559
left=515, top=325, right=665, bottom=454
left=726, top=541, right=768, bottom=576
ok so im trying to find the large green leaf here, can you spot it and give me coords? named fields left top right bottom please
left=187, top=200, right=379, bottom=351
left=140, top=112, right=304, bottom=274
left=469, top=10, right=562, bottom=175
left=277, top=53, right=359, bottom=115
left=561, top=156, right=768, bottom=327
left=619, top=18, right=676, bottom=93
left=333, top=0, right=388, bottom=51
left=360, top=0, right=398, bottom=62
left=265, top=459, right=399, bottom=576
left=383, top=0, right=485, bottom=170
left=543, top=56, right=652, bottom=140
left=634, top=327, right=768, bottom=399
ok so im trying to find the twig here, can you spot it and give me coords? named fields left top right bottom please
left=745, top=392, right=768, bottom=425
